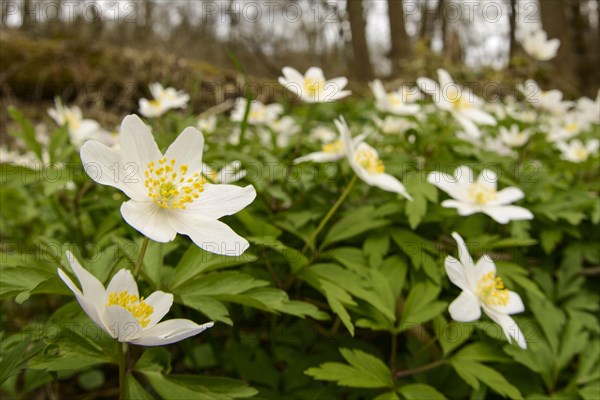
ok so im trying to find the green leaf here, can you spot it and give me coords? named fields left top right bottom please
left=125, top=375, right=155, bottom=400
left=403, top=174, right=437, bottom=229
left=248, top=236, right=309, bottom=273
left=143, top=372, right=257, bottom=399
left=540, top=229, right=563, bottom=254
left=0, top=337, right=40, bottom=384
left=322, top=206, right=390, bottom=248
left=398, top=383, right=447, bottom=400
left=399, top=282, right=446, bottom=330
left=450, top=360, right=522, bottom=399
left=305, top=348, right=393, bottom=389
left=7, top=106, right=42, bottom=159
left=169, top=246, right=257, bottom=291
left=236, top=209, right=282, bottom=237
left=451, top=343, right=512, bottom=364
left=135, top=348, right=171, bottom=374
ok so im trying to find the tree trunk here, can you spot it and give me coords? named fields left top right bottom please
left=539, top=0, right=577, bottom=92
left=508, top=0, right=517, bottom=60
left=387, top=0, right=411, bottom=75
left=21, top=0, right=32, bottom=29
left=347, top=0, right=374, bottom=81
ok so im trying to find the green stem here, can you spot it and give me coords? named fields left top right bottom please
left=117, top=341, right=126, bottom=400
left=302, top=175, right=357, bottom=254
left=394, top=358, right=445, bottom=380
left=134, top=237, right=150, bottom=279
left=390, top=333, right=398, bottom=377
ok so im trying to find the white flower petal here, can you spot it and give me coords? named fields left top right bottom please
left=451, top=232, right=475, bottom=269
left=483, top=205, right=534, bottom=224
left=120, top=200, right=178, bottom=243
left=306, top=67, right=325, bottom=81
left=461, top=108, right=497, bottom=125
left=65, top=251, right=106, bottom=299
left=133, top=319, right=214, bottom=346
left=453, top=112, right=482, bottom=139
left=476, top=169, right=498, bottom=191
left=441, top=200, right=480, bottom=216
left=103, top=305, right=143, bottom=342
left=364, top=173, right=412, bottom=200
left=163, top=127, right=204, bottom=174
left=80, top=141, right=146, bottom=201
left=483, top=307, right=527, bottom=349
left=294, top=152, right=343, bottom=164
left=143, top=291, right=174, bottom=328
left=57, top=268, right=108, bottom=334
left=119, top=115, right=162, bottom=171
left=183, top=184, right=256, bottom=219
left=474, top=255, right=496, bottom=277
left=427, top=171, right=466, bottom=200
left=416, top=77, right=440, bottom=96
left=489, top=291, right=525, bottom=315
left=282, top=66, right=304, bottom=84
left=494, top=187, right=525, bottom=205
left=444, top=256, right=469, bottom=290
left=437, top=68, right=455, bottom=88
left=169, top=214, right=250, bottom=256
left=449, top=291, right=481, bottom=322
left=106, top=269, right=139, bottom=299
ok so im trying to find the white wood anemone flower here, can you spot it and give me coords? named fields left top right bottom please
left=499, top=125, right=532, bottom=148
left=417, top=69, right=496, bottom=139
left=427, top=166, right=533, bottom=224
left=518, top=80, right=572, bottom=115
left=202, top=161, right=246, bottom=184
left=197, top=114, right=217, bottom=134
left=139, top=83, right=189, bottom=118
left=230, top=98, right=283, bottom=125
left=556, top=139, right=599, bottom=163
left=48, top=98, right=114, bottom=149
left=80, top=115, right=257, bottom=256
left=369, top=80, right=421, bottom=115
left=278, top=66, right=351, bottom=103
left=58, top=252, right=213, bottom=346
left=445, top=233, right=527, bottom=349
left=520, top=29, right=560, bottom=61
left=338, top=117, right=412, bottom=200
left=294, top=122, right=370, bottom=164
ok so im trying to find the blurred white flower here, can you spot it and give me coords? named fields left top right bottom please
left=268, top=116, right=300, bottom=148
left=279, top=66, right=351, bottom=103
left=139, top=83, right=189, bottom=118
left=80, top=115, right=256, bottom=255
left=445, top=232, right=527, bottom=349
left=369, top=80, right=421, bottom=115
left=339, top=117, right=412, bottom=200
left=48, top=98, right=114, bottom=149
left=546, top=112, right=590, bottom=143
left=556, top=139, right=599, bottom=163
left=499, top=125, right=531, bottom=147
left=575, top=92, right=600, bottom=125
left=373, top=116, right=416, bottom=135
left=428, top=166, right=533, bottom=224
left=295, top=125, right=369, bottom=164
left=519, top=80, right=572, bottom=114
left=202, top=161, right=246, bottom=184
left=58, top=253, right=213, bottom=345
left=197, top=114, right=217, bottom=134
left=417, top=69, right=496, bottom=139
left=231, top=99, right=283, bottom=125
left=310, top=126, right=337, bottom=143
left=521, top=29, right=560, bottom=61
left=482, top=137, right=517, bottom=157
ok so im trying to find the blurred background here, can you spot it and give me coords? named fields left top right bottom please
left=1, top=0, right=599, bottom=128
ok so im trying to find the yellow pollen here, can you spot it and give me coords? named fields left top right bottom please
left=322, top=139, right=344, bottom=154
left=477, top=271, right=509, bottom=306
left=565, top=123, right=579, bottom=133
left=144, top=157, right=205, bottom=209
left=573, top=148, right=589, bottom=161
left=388, top=94, right=402, bottom=106
left=354, top=144, right=385, bottom=175
left=304, top=78, right=325, bottom=97
left=468, top=183, right=497, bottom=205
left=106, top=290, right=154, bottom=328
left=447, top=87, right=471, bottom=110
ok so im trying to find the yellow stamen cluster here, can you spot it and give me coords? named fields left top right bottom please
left=304, top=78, right=325, bottom=97
left=388, top=94, right=402, bottom=106
left=144, top=157, right=205, bottom=209
left=477, top=271, right=509, bottom=306
left=468, top=183, right=497, bottom=205
left=354, top=145, right=385, bottom=175
left=322, top=139, right=344, bottom=154
left=106, top=290, right=154, bottom=328
left=573, top=148, right=589, bottom=161
left=447, top=87, right=472, bottom=110
left=565, top=123, right=579, bottom=133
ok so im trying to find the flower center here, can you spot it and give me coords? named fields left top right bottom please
left=354, top=144, right=385, bottom=175
left=304, top=78, right=325, bottom=97
left=565, top=123, right=579, bottom=133
left=65, top=112, right=81, bottom=131
left=388, top=94, right=402, bottom=106
left=477, top=271, right=509, bottom=306
left=144, top=157, right=205, bottom=209
left=106, top=290, right=154, bottom=328
left=468, top=183, right=497, bottom=205
left=322, top=139, right=344, bottom=154
left=573, top=148, right=589, bottom=161
left=447, top=87, right=471, bottom=110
